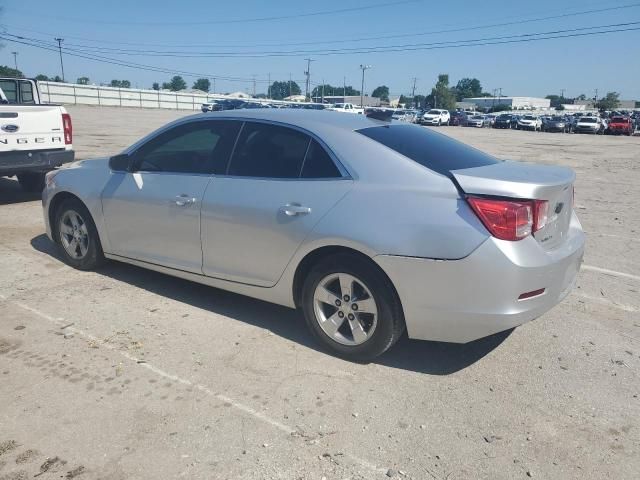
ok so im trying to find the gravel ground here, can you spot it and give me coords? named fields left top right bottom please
left=0, top=106, right=638, bottom=480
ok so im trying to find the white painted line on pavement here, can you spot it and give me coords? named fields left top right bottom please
left=582, top=264, right=640, bottom=282
left=3, top=296, right=387, bottom=476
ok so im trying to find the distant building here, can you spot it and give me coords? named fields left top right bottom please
left=283, top=95, right=306, bottom=102
left=311, top=95, right=381, bottom=107
left=463, top=96, right=551, bottom=110
left=226, top=91, right=251, bottom=98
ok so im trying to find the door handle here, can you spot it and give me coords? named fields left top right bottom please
left=281, top=204, right=311, bottom=216
left=174, top=194, right=196, bottom=207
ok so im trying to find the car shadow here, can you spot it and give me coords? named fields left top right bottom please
left=0, top=177, right=41, bottom=205
left=31, top=233, right=512, bottom=375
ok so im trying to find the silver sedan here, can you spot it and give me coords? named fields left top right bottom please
left=42, top=110, right=585, bottom=361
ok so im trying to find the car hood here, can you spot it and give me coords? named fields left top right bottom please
left=63, top=157, right=111, bottom=171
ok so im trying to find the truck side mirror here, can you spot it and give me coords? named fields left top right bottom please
left=109, top=153, right=131, bottom=172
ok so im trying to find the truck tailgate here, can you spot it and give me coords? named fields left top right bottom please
left=0, top=106, right=69, bottom=152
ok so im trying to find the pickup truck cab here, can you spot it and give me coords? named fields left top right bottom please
left=420, top=109, right=450, bottom=126
left=0, top=78, right=74, bottom=191
left=329, top=103, right=364, bottom=114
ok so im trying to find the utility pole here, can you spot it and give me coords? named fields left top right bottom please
left=54, top=38, right=65, bottom=82
left=288, top=73, right=292, bottom=98
left=343, top=76, right=346, bottom=99
left=252, top=75, right=256, bottom=97
left=304, top=58, right=314, bottom=102
left=411, top=77, right=417, bottom=108
left=359, top=64, right=371, bottom=108
left=11, top=52, right=18, bottom=72
left=212, top=78, right=216, bottom=94
left=560, top=88, right=565, bottom=99
left=321, top=78, right=325, bottom=104
left=267, top=73, right=271, bottom=99
left=497, top=87, right=502, bottom=106
left=594, top=88, right=598, bottom=106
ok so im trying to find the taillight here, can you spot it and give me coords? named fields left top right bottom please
left=467, top=196, right=549, bottom=241
left=62, top=113, right=72, bottom=145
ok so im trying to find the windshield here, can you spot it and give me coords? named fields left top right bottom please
left=497, top=115, right=511, bottom=119
left=611, top=117, right=627, bottom=122
left=427, top=110, right=441, bottom=114
left=471, top=115, right=484, bottom=120
left=523, top=115, right=535, bottom=120
left=580, top=118, right=597, bottom=123
left=357, top=124, right=499, bottom=176
left=551, top=117, right=564, bottom=121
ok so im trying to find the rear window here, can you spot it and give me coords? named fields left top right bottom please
left=356, top=124, right=499, bottom=176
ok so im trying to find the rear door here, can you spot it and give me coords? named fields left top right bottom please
left=101, top=120, right=241, bottom=272
left=201, top=121, right=352, bottom=286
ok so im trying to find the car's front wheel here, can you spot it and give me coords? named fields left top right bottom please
left=301, top=254, right=405, bottom=362
left=53, top=198, right=105, bottom=270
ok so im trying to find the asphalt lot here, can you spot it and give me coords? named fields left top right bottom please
left=1, top=105, right=638, bottom=480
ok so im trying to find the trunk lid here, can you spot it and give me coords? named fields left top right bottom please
left=453, top=161, right=575, bottom=250
left=0, top=105, right=66, bottom=152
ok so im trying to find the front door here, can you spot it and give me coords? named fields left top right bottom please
left=101, top=120, right=241, bottom=273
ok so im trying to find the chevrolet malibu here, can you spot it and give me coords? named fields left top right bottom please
left=42, top=110, right=584, bottom=361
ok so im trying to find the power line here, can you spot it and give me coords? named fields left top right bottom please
left=9, top=21, right=640, bottom=58
left=8, top=0, right=421, bottom=26
left=4, top=2, right=637, bottom=49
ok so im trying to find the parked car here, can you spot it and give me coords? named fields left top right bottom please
left=485, top=114, right=497, bottom=127
left=42, top=110, right=583, bottom=361
left=467, top=115, right=490, bottom=128
left=517, top=115, right=542, bottom=131
left=493, top=114, right=513, bottom=129
left=574, top=116, right=604, bottom=134
left=450, top=111, right=469, bottom=126
left=0, top=77, right=74, bottom=192
left=541, top=116, right=569, bottom=133
left=420, top=109, right=450, bottom=126
left=606, top=116, right=633, bottom=135
left=201, top=100, right=222, bottom=112
left=328, top=103, right=364, bottom=114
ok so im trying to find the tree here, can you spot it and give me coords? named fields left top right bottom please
left=76, top=77, right=90, bottom=85
left=453, top=78, right=482, bottom=101
left=162, top=76, right=187, bottom=91
left=192, top=78, right=210, bottom=92
left=152, top=82, right=160, bottom=91
left=52, top=76, right=63, bottom=83
left=488, top=104, right=511, bottom=113
left=545, top=95, right=567, bottom=108
left=576, top=94, right=587, bottom=101
left=35, top=74, right=50, bottom=81
left=595, top=91, right=620, bottom=110
left=371, top=85, right=390, bottom=102
left=426, top=74, right=456, bottom=110
left=0, top=65, right=23, bottom=78
left=556, top=105, right=565, bottom=111
left=268, top=80, right=301, bottom=100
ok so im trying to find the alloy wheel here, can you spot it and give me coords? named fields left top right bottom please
left=313, top=273, right=378, bottom=346
left=59, top=210, right=89, bottom=259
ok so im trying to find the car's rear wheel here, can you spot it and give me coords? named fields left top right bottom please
left=53, top=198, right=105, bottom=270
left=17, top=172, right=46, bottom=192
left=301, top=253, right=405, bottom=362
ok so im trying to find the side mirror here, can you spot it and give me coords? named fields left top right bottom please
left=109, top=153, right=131, bottom=172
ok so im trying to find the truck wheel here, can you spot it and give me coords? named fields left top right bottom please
left=301, top=253, right=405, bottom=362
left=17, top=172, right=46, bottom=192
left=53, top=198, right=105, bottom=271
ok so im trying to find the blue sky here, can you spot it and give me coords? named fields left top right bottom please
left=1, top=0, right=639, bottom=99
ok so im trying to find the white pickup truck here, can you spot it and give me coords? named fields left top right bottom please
left=0, top=78, right=74, bottom=191
left=328, top=103, right=364, bottom=114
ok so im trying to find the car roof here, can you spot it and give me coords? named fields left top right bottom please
left=182, top=109, right=385, bottom=134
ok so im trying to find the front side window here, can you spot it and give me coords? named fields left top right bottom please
left=228, top=122, right=310, bottom=178
left=133, top=120, right=241, bottom=174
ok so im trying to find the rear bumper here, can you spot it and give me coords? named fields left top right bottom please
left=374, top=213, right=585, bottom=343
left=0, top=149, right=74, bottom=176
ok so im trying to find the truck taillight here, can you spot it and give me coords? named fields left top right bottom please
left=62, top=113, right=72, bottom=145
left=467, top=196, right=549, bottom=241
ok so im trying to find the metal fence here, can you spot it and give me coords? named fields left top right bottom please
left=38, top=81, right=260, bottom=110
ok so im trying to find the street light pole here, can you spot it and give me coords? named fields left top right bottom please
left=304, top=58, right=314, bottom=102
left=359, top=64, right=371, bottom=108
left=54, top=38, right=65, bottom=82
left=11, top=52, right=18, bottom=72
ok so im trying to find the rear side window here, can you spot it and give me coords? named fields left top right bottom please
left=134, top=120, right=241, bottom=174
left=357, top=124, right=499, bottom=175
left=19, top=81, right=35, bottom=104
left=301, top=140, right=341, bottom=178
left=228, top=122, right=310, bottom=178
left=0, top=80, right=17, bottom=103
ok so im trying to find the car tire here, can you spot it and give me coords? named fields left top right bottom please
left=17, top=172, right=47, bottom=192
left=53, top=198, right=106, bottom=271
left=301, top=253, right=405, bottom=362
